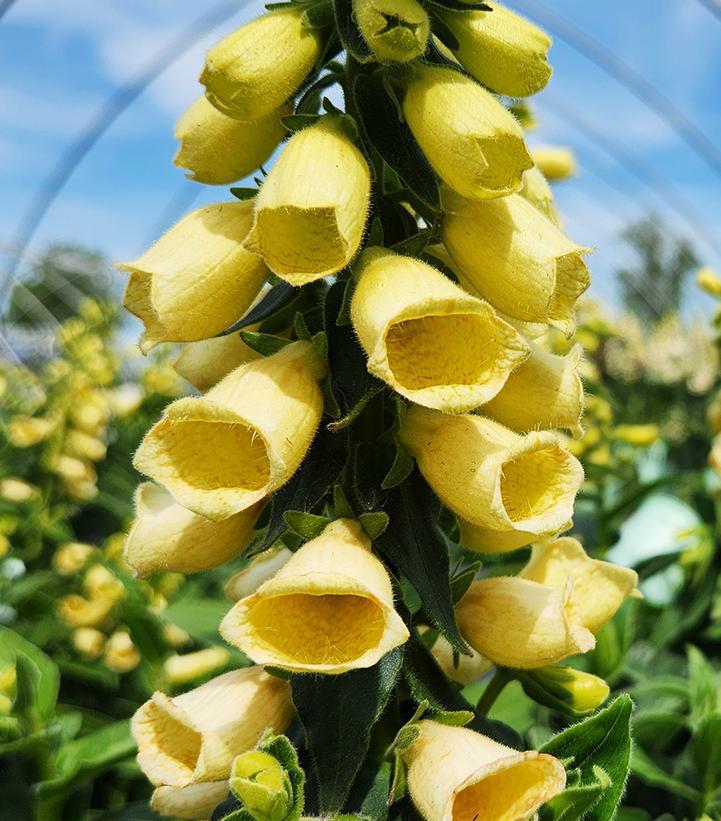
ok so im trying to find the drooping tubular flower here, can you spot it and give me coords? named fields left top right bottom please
left=442, top=189, right=590, bottom=335
left=150, top=782, right=230, bottom=821
left=435, top=2, right=553, bottom=97
left=351, top=247, right=530, bottom=413
left=455, top=575, right=595, bottom=668
left=520, top=165, right=560, bottom=224
left=133, top=341, right=326, bottom=521
left=173, top=332, right=262, bottom=393
left=200, top=7, right=323, bottom=121
left=353, top=0, right=430, bottom=63
left=400, top=406, right=583, bottom=548
left=245, top=116, right=371, bottom=283
left=402, top=721, right=566, bottom=821
left=132, top=666, right=293, bottom=787
left=124, top=483, right=263, bottom=577
left=174, top=95, right=289, bottom=185
left=530, top=145, right=578, bottom=181
left=482, top=341, right=584, bottom=434
left=402, top=64, right=533, bottom=200
left=119, top=200, right=268, bottom=352
left=220, top=519, right=409, bottom=674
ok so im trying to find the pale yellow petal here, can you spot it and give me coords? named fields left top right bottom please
left=224, top=546, right=294, bottom=601
left=174, top=332, right=262, bottom=393
left=530, top=145, right=577, bottom=181
left=151, top=781, right=229, bottom=820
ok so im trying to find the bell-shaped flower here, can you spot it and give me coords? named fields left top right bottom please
left=353, top=0, right=430, bottom=62
left=455, top=576, right=595, bottom=668
left=119, top=200, right=268, bottom=351
left=124, top=483, right=263, bottom=577
left=458, top=516, right=573, bottom=554
left=175, top=95, right=288, bottom=185
left=220, top=519, right=409, bottom=674
left=402, top=720, right=566, bottom=820
left=351, top=247, right=529, bottom=413
left=519, top=536, right=639, bottom=633
left=402, top=64, right=532, bottom=200
left=151, top=782, right=229, bottom=821
left=482, top=341, right=584, bottom=434
left=245, top=117, right=371, bottom=283
left=174, top=332, right=262, bottom=393
left=224, top=546, right=294, bottom=602
left=442, top=190, right=590, bottom=335
left=530, top=145, right=577, bottom=181
left=400, top=407, right=583, bottom=542
left=132, top=666, right=293, bottom=787
left=134, top=341, right=325, bottom=521
left=200, top=8, right=322, bottom=121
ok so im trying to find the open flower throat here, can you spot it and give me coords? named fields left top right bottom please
left=122, top=2, right=638, bottom=819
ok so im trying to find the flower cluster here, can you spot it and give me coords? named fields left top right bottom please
left=122, top=2, right=639, bottom=819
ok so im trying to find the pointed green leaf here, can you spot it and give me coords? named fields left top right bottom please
left=358, top=511, right=389, bottom=540
left=283, top=511, right=331, bottom=541
left=239, top=331, right=292, bottom=356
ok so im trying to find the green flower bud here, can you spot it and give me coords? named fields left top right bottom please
left=230, top=749, right=294, bottom=821
left=353, top=0, right=430, bottom=63
left=521, top=666, right=610, bottom=716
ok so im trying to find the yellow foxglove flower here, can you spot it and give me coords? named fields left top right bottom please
left=456, top=576, right=595, bottom=668
left=83, top=564, right=125, bottom=602
left=402, top=720, right=566, bottom=821
left=164, top=623, right=192, bottom=649
left=201, top=8, right=322, bottom=121
left=57, top=594, right=115, bottom=629
left=134, top=341, right=325, bottom=521
left=443, top=190, right=590, bottom=335
left=612, top=424, right=660, bottom=447
left=174, top=333, right=262, bottom=393
left=530, top=145, right=577, bottom=181
left=220, top=519, right=409, bottom=674
left=520, top=537, right=640, bottom=634
left=482, top=341, right=584, bottom=435
left=132, top=666, right=293, bottom=787
left=7, top=415, right=55, bottom=447
left=120, top=201, right=268, bottom=352
left=353, top=0, right=430, bottom=63
left=66, top=429, right=107, bottom=462
left=71, top=390, right=111, bottom=434
left=53, top=454, right=96, bottom=486
left=175, top=95, right=288, bottom=185
left=125, top=483, right=262, bottom=577
left=224, top=546, right=293, bottom=602
left=52, top=541, right=95, bottom=575
left=151, top=782, right=229, bottom=821
left=519, top=166, right=560, bottom=225
left=401, top=407, right=583, bottom=540
left=0, top=535, right=8, bottom=559
left=351, top=247, right=529, bottom=413
left=0, top=477, right=37, bottom=503
left=245, top=117, right=371, bottom=283
left=697, top=266, right=721, bottom=298
left=107, top=383, right=143, bottom=417
left=438, top=3, right=552, bottom=97
left=72, top=627, right=106, bottom=660
left=402, top=64, right=532, bottom=200
left=104, top=630, right=141, bottom=673
left=425, top=629, right=491, bottom=685
left=164, top=648, right=231, bottom=687
left=458, top=516, right=573, bottom=554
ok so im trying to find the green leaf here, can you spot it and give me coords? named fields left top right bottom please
left=692, top=712, right=721, bottom=796
left=378, top=468, right=468, bottom=655
left=283, top=510, right=330, bottom=541
left=425, top=0, right=491, bottom=10
left=0, top=626, right=58, bottom=725
left=239, top=331, right=292, bottom=356
left=230, top=186, right=258, bottom=201
left=541, top=695, right=633, bottom=821
left=380, top=443, right=413, bottom=490
left=358, top=761, right=392, bottom=820
left=163, top=597, right=230, bottom=642
left=358, top=511, right=389, bottom=540
left=252, top=426, right=349, bottom=554
left=540, top=766, right=610, bottom=821
left=332, top=0, right=372, bottom=61
left=352, top=73, right=440, bottom=211
left=218, top=282, right=298, bottom=335
left=687, top=645, right=718, bottom=726
left=630, top=746, right=699, bottom=803
left=290, top=647, right=403, bottom=813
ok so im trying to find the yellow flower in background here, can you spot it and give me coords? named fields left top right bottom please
left=696, top=266, right=721, bottom=298
left=245, top=117, right=371, bottom=283
left=443, top=189, right=590, bottom=335
left=83, top=564, right=125, bottom=603
left=519, top=537, right=640, bottom=634
left=120, top=200, right=269, bottom=352
left=175, top=95, right=289, bottom=186
left=353, top=0, right=430, bottom=62
left=519, top=166, right=560, bottom=225
left=351, top=247, right=529, bottom=413
left=164, top=648, right=231, bottom=687
left=530, top=146, right=577, bottom=181
left=437, top=2, right=552, bottom=97
left=107, top=383, right=143, bottom=417
left=72, top=627, right=106, bottom=660
left=7, top=415, right=56, bottom=447
left=134, top=341, right=325, bottom=521
left=221, top=519, right=409, bottom=674
left=224, top=546, right=294, bottom=602
left=52, top=542, right=95, bottom=575
left=612, top=424, right=660, bottom=447
left=482, top=342, right=584, bottom=435
left=0, top=535, right=9, bottom=559
left=52, top=454, right=96, bottom=486
left=403, top=64, right=532, bottom=200
left=104, top=630, right=141, bottom=673
left=0, top=477, right=37, bottom=503
left=124, top=483, right=263, bottom=577
left=150, top=782, right=230, bottom=821
left=65, top=429, right=107, bottom=462
left=402, top=721, right=566, bottom=820
left=58, top=594, right=116, bottom=629
left=173, top=332, right=262, bottom=393
left=132, top=666, right=293, bottom=787
left=401, top=407, right=583, bottom=543
left=456, top=576, right=595, bottom=668
left=70, top=389, right=111, bottom=435
left=201, top=8, right=322, bottom=121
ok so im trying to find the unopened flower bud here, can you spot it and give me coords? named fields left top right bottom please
left=0, top=478, right=37, bottom=503
left=530, top=145, right=577, bottom=181
left=164, top=648, right=231, bottom=687
left=72, top=627, right=106, bottom=660
left=201, top=8, right=323, bottom=121
left=52, top=542, right=95, bottom=575
left=7, top=415, right=55, bottom=447
left=58, top=594, right=115, bottom=628
left=230, top=750, right=293, bottom=821
left=521, top=666, right=610, bottom=715
left=353, top=0, right=430, bottom=63
left=66, top=429, right=107, bottom=462
left=106, top=636, right=142, bottom=678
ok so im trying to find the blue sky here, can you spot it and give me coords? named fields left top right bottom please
left=1, top=0, right=720, bottom=317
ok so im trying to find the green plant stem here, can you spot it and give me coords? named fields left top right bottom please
left=476, top=669, right=512, bottom=716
